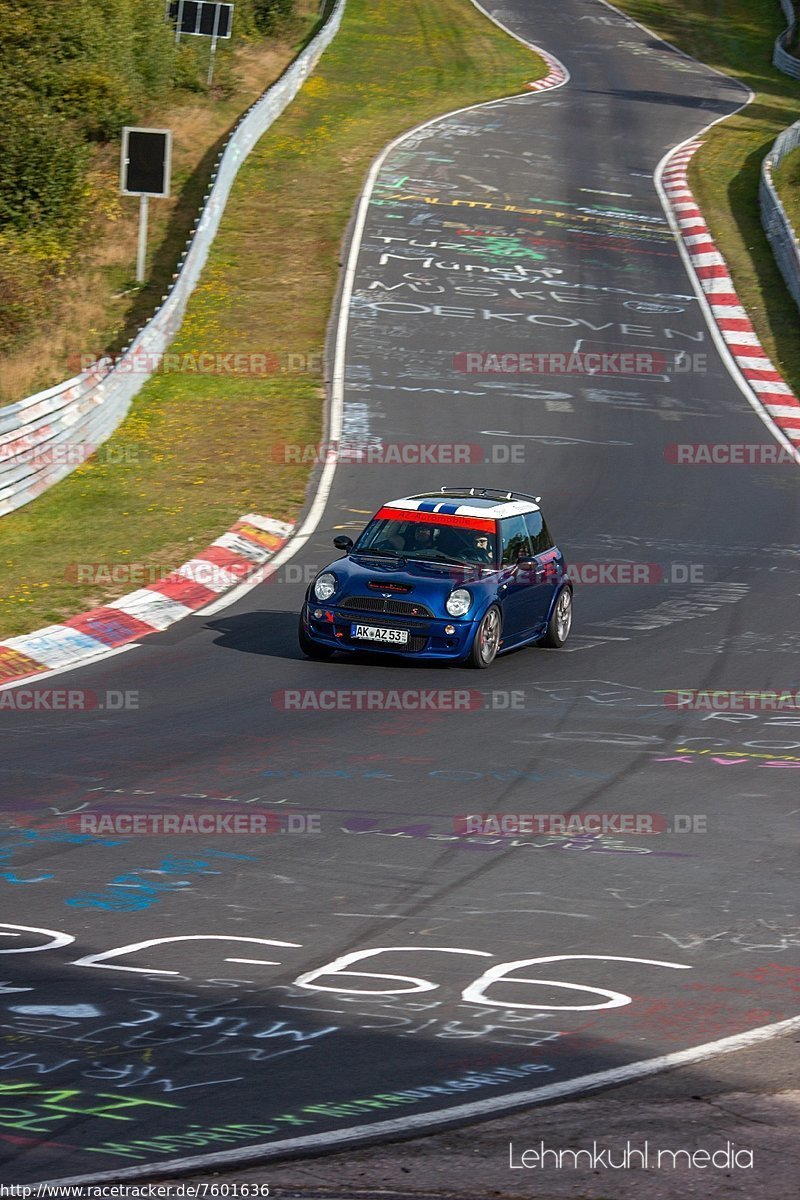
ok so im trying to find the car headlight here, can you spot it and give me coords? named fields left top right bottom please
left=446, top=588, right=471, bottom=617
left=314, top=572, right=338, bottom=601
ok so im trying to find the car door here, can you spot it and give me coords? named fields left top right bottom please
left=497, top=515, right=536, bottom=645
left=524, top=509, right=565, bottom=632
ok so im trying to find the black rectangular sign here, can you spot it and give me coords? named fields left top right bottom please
left=121, top=128, right=172, bottom=198
left=168, top=1, right=233, bottom=38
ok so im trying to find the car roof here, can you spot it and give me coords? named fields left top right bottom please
left=384, top=491, right=541, bottom=520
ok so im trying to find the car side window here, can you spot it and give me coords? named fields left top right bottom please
left=500, top=515, right=533, bottom=566
left=524, top=510, right=554, bottom=556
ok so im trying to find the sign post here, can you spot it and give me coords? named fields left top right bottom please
left=167, top=2, right=234, bottom=82
left=208, top=2, right=222, bottom=86
left=121, top=128, right=173, bottom=284
left=136, top=196, right=150, bottom=284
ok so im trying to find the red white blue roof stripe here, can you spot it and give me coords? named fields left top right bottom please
left=384, top=496, right=539, bottom=519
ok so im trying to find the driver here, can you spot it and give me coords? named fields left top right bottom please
left=466, top=532, right=492, bottom=564
left=407, top=524, right=435, bottom=553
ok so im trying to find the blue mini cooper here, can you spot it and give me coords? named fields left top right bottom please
left=298, top=488, right=573, bottom=669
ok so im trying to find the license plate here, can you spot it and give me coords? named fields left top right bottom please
left=351, top=624, right=409, bottom=645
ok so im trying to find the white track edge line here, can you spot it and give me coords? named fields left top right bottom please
left=43, top=1012, right=800, bottom=1186
left=0, top=644, right=138, bottom=692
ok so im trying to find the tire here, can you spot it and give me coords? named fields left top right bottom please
left=540, top=587, right=573, bottom=648
left=298, top=613, right=335, bottom=659
left=466, top=605, right=502, bottom=669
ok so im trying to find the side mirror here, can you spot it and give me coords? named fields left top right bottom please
left=333, top=535, right=353, bottom=551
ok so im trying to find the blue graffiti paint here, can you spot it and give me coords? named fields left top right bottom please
left=0, top=828, right=131, bottom=890
left=0, top=869, right=53, bottom=884
left=66, top=852, right=257, bottom=912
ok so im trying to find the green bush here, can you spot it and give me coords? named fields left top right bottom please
left=133, top=0, right=180, bottom=96
left=0, top=233, right=54, bottom=352
left=59, top=65, right=136, bottom=141
left=174, top=42, right=211, bottom=93
left=252, top=0, right=297, bottom=35
left=0, top=95, right=88, bottom=231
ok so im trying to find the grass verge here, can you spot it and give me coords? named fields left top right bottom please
left=0, top=0, right=545, bottom=638
left=609, top=0, right=800, bottom=400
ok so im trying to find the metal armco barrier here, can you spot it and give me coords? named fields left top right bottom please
left=773, top=0, right=800, bottom=78
left=760, top=118, right=800, bottom=315
left=0, top=0, right=346, bottom=518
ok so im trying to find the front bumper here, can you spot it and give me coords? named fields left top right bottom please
left=301, top=601, right=476, bottom=660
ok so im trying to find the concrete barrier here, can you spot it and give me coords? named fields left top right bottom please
left=760, top=119, right=800, bottom=315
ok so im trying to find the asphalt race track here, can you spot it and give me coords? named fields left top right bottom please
left=1, top=0, right=799, bottom=1184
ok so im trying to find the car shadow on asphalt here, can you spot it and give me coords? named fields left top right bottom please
left=203, top=610, right=534, bottom=672
left=204, top=610, right=299, bottom=658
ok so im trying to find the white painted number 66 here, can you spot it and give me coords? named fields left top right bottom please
left=0, top=927, right=689, bottom=1012
left=295, top=948, right=690, bottom=1011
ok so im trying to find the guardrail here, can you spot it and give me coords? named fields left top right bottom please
left=773, top=0, right=800, bottom=78
left=760, top=119, right=800, bottom=315
left=0, top=0, right=346, bottom=518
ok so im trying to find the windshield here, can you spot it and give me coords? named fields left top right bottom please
left=355, top=515, right=497, bottom=568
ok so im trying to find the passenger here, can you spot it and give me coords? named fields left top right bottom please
left=379, top=525, right=406, bottom=551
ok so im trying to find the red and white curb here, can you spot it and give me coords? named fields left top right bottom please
left=0, top=514, right=293, bottom=688
left=661, top=141, right=800, bottom=455
left=469, top=2, right=569, bottom=94
left=526, top=47, right=569, bottom=91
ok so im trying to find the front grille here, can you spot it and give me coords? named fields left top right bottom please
left=399, top=635, right=427, bottom=652
left=340, top=596, right=433, bottom=618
